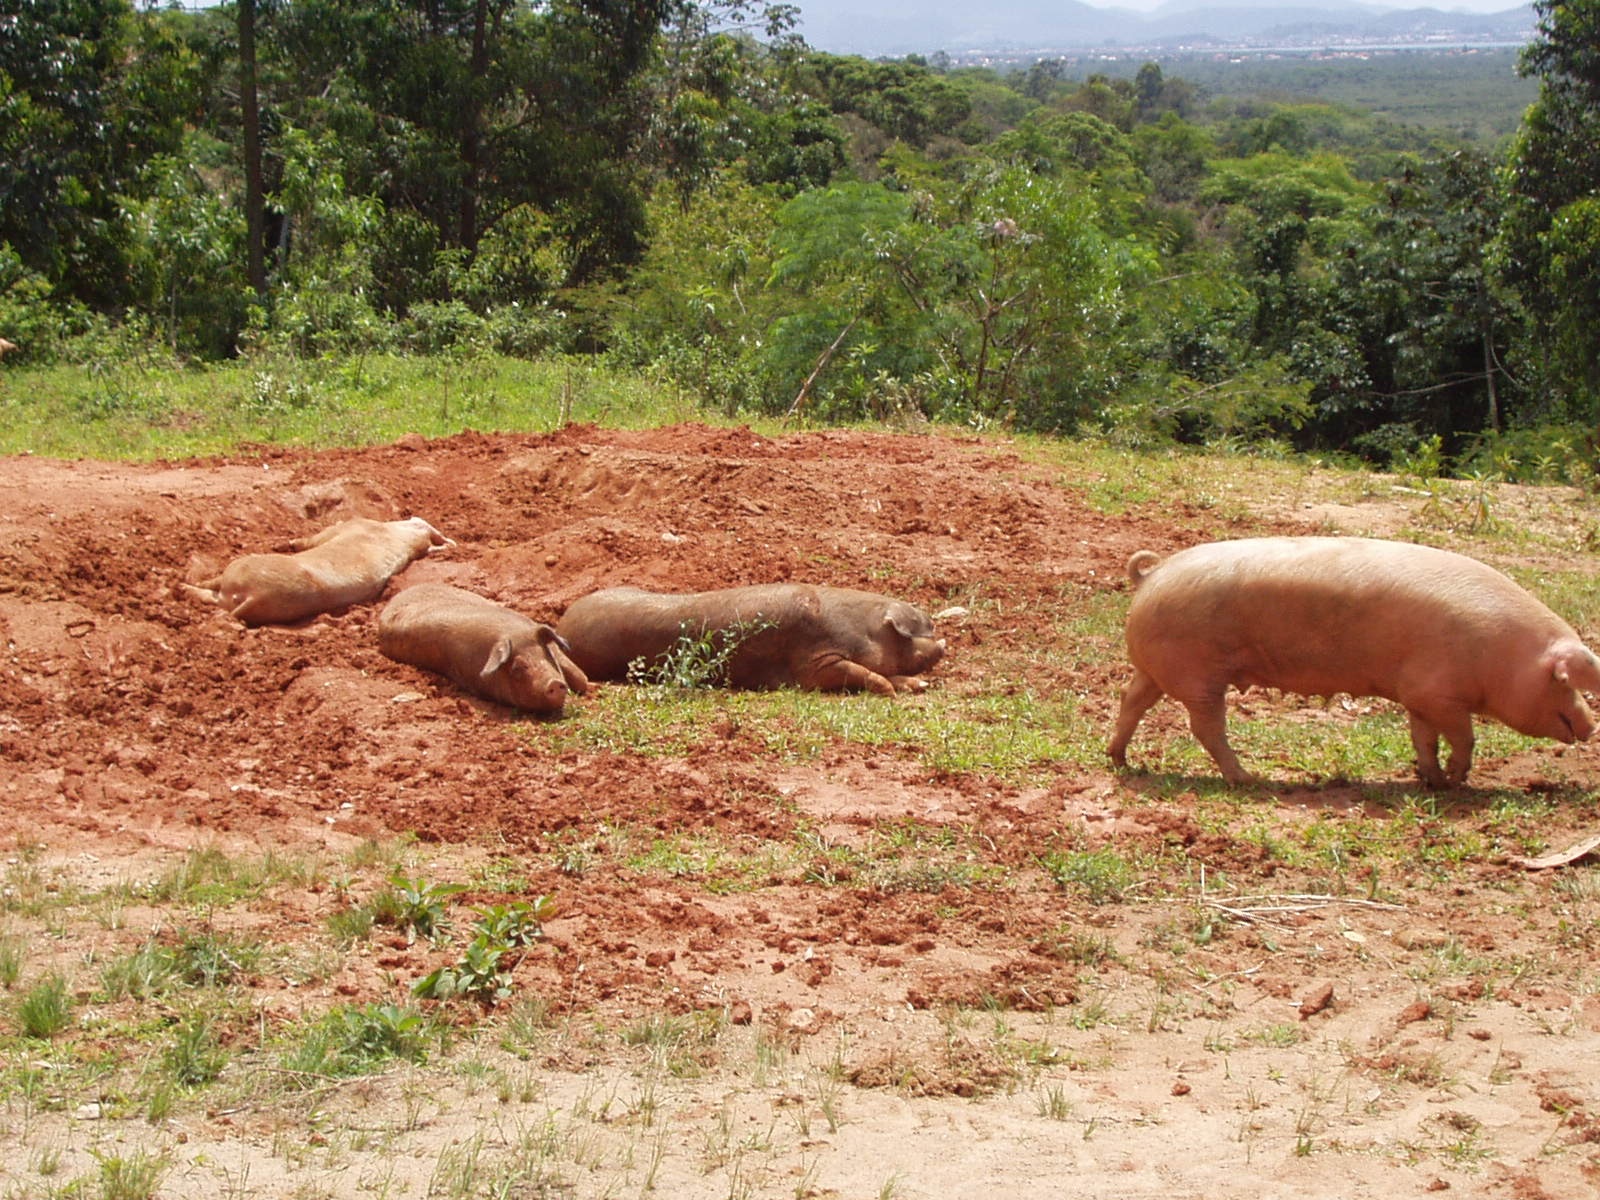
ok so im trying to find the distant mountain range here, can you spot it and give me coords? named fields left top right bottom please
left=790, top=0, right=1537, bottom=58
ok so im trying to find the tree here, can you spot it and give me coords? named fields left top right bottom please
left=262, top=0, right=680, bottom=301
left=1499, top=0, right=1600, bottom=416
left=1311, top=151, right=1510, bottom=458
left=239, top=0, right=266, bottom=302
left=0, top=0, right=197, bottom=309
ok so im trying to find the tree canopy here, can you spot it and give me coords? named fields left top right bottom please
left=2, top=0, right=1597, bottom=477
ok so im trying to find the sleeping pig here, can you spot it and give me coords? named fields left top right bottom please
left=379, top=584, right=590, bottom=713
left=1106, top=536, right=1600, bottom=786
left=189, top=516, right=452, bottom=626
left=555, top=583, right=945, bottom=695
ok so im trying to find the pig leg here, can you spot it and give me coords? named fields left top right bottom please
left=289, top=524, right=344, bottom=551
left=1108, top=669, right=1165, bottom=768
left=1405, top=707, right=1474, bottom=787
left=802, top=656, right=897, bottom=696
left=1182, top=689, right=1252, bottom=784
left=887, top=674, right=930, bottom=694
left=181, top=580, right=223, bottom=605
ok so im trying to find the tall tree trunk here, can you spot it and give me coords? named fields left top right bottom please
left=1478, top=274, right=1500, bottom=433
left=458, top=0, right=489, bottom=254
left=240, top=0, right=266, bottom=302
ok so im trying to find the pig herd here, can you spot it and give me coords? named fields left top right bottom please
left=187, top=517, right=1600, bottom=788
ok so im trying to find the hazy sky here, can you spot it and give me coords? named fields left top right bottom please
left=791, top=0, right=1530, bottom=22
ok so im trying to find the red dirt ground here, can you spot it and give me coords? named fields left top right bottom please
left=7, top=424, right=1600, bottom=1199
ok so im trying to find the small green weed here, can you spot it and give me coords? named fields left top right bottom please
left=1040, top=848, right=1137, bottom=905
left=90, top=1148, right=169, bottom=1200
left=378, top=874, right=467, bottom=943
left=15, top=973, right=73, bottom=1038
left=282, top=1003, right=432, bottom=1078
left=413, top=897, right=554, bottom=1004
left=1036, top=1084, right=1073, bottom=1120
left=626, top=618, right=773, bottom=689
left=1036, top=927, right=1121, bottom=967
left=162, top=1012, right=229, bottom=1087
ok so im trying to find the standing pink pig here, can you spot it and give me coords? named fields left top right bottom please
left=1107, top=536, right=1600, bottom=786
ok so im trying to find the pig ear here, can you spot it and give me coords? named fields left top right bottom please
left=884, top=606, right=919, bottom=639
left=538, top=626, right=592, bottom=694
left=1556, top=645, right=1600, bottom=692
left=536, top=625, right=574, bottom=654
left=481, top=636, right=514, bottom=678
left=1555, top=649, right=1600, bottom=694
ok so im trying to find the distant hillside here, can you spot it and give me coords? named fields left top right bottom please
left=791, top=0, right=1536, bottom=57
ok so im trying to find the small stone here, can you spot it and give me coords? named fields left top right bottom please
left=1298, top=981, right=1335, bottom=1020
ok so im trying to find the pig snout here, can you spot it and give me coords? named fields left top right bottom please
left=488, top=648, right=570, bottom=714
left=1503, top=643, right=1600, bottom=746
left=509, top=667, right=568, bottom=713
left=912, top=636, right=946, bottom=673
left=1554, top=695, right=1596, bottom=744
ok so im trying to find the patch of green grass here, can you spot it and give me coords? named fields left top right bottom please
left=0, top=354, right=714, bottom=461
left=1508, top=565, right=1600, bottom=635
left=1035, top=926, right=1122, bottom=967
left=279, top=1003, right=434, bottom=1079
left=1040, top=847, right=1138, bottom=905
left=161, top=1011, right=230, bottom=1087
left=89, top=1148, right=169, bottom=1200
left=623, top=834, right=787, bottom=894
left=14, top=973, right=74, bottom=1039
left=1, top=853, right=78, bottom=916
left=1241, top=1022, right=1304, bottom=1048
left=858, top=821, right=1011, bottom=892
left=534, top=682, right=1109, bottom=785
left=622, top=1010, right=725, bottom=1078
left=470, top=857, right=535, bottom=894
left=99, top=930, right=262, bottom=1000
left=99, top=942, right=181, bottom=1001
left=1037, top=439, right=1316, bottom=522
left=122, top=846, right=316, bottom=908
left=534, top=685, right=726, bottom=757
left=325, top=904, right=376, bottom=945
left=0, top=936, right=22, bottom=987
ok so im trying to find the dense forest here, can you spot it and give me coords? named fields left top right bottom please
left=3, top=0, right=1599, bottom=476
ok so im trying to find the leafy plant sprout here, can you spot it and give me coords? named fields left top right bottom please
left=626, top=618, right=775, bottom=690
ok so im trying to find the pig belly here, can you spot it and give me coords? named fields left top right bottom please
left=1132, top=590, right=1409, bottom=704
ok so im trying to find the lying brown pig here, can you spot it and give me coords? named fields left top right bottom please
left=189, top=516, right=452, bottom=625
left=379, top=584, right=590, bottom=713
left=555, top=584, right=945, bottom=695
left=1106, top=536, right=1600, bottom=786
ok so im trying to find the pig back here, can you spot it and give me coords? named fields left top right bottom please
left=1125, top=537, right=1573, bottom=701
left=557, top=583, right=942, bottom=688
left=556, top=584, right=813, bottom=682
left=379, top=583, right=537, bottom=679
